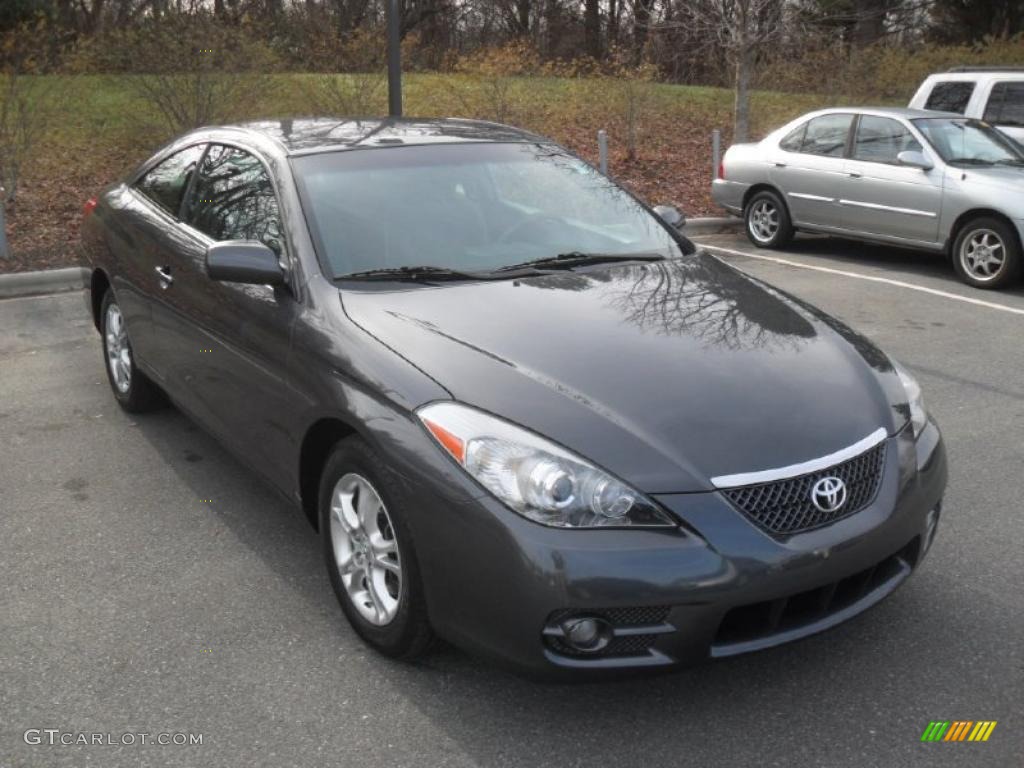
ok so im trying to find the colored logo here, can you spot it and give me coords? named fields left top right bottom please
left=921, top=721, right=997, bottom=742
left=810, top=476, right=847, bottom=513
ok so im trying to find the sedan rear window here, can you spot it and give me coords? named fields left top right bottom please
left=291, top=143, right=685, bottom=279
left=924, top=81, right=975, bottom=114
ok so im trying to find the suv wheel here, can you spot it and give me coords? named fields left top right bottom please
left=952, top=217, right=1021, bottom=289
left=320, top=436, right=433, bottom=658
left=744, top=190, right=794, bottom=248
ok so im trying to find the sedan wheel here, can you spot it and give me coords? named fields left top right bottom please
left=319, top=437, right=433, bottom=658
left=744, top=190, right=793, bottom=248
left=329, top=473, right=402, bottom=626
left=99, top=289, right=164, bottom=412
left=952, top=218, right=1021, bottom=289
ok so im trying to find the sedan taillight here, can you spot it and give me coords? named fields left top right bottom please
left=717, top=160, right=725, bottom=180
left=83, top=196, right=98, bottom=219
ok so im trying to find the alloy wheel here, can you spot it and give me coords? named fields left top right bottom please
left=105, top=303, right=132, bottom=394
left=748, top=199, right=780, bottom=244
left=329, top=473, right=402, bottom=626
left=960, top=229, right=1006, bottom=282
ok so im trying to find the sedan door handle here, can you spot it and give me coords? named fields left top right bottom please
left=155, top=266, right=174, bottom=287
left=774, top=162, right=787, bottom=168
left=848, top=171, right=862, bottom=178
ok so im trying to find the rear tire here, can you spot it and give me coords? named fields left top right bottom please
left=744, top=189, right=794, bottom=248
left=100, top=290, right=164, bottom=413
left=319, top=436, right=433, bottom=659
left=951, top=217, right=1021, bottom=289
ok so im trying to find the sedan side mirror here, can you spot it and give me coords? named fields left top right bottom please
left=897, top=150, right=934, bottom=171
left=653, top=205, right=686, bottom=230
left=206, top=241, right=285, bottom=286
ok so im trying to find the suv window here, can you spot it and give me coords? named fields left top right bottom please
left=852, top=116, right=923, bottom=164
left=186, top=145, right=285, bottom=255
left=800, top=114, right=853, bottom=157
left=135, top=145, right=205, bottom=217
left=983, top=81, right=1024, bottom=127
left=924, top=81, right=975, bottom=114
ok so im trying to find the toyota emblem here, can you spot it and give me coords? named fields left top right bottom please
left=811, top=476, right=847, bottom=513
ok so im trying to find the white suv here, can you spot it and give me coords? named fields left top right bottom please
left=909, top=68, right=1024, bottom=144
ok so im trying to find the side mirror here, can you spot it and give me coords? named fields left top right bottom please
left=653, top=204, right=686, bottom=230
left=897, top=150, right=934, bottom=171
left=206, top=241, right=285, bottom=286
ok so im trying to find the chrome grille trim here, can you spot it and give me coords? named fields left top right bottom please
left=710, top=427, right=888, bottom=489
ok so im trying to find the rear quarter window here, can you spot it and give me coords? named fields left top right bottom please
left=983, top=82, right=1024, bottom=127
left=134, top=145, right=205, bottom=217
left=924, top=81, right=975, bottom=114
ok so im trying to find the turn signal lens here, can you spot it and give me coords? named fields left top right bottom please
left=418, top=402, right=675, bottom=529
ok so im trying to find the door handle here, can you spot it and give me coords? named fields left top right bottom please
left=848, top=171, right=862, bottom=178
left=155, top=266, right=173, bottom=287
left=774, top=162, right=787, bottom=168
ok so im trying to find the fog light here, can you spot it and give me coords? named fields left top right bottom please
left=560, top=617, right=611, bottom=652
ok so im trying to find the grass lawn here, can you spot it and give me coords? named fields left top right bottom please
left=2, top=73, right=894, bottom=273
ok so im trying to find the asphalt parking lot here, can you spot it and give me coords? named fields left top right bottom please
left=2, top=233, right=1022, bottom=767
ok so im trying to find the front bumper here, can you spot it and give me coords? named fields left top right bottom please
left=411, top=422, right=946, bottom=678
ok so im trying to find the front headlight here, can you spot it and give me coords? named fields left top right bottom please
left=417, top=402, right=676, bottom=528
left=892, top=360, right=928, bottom=439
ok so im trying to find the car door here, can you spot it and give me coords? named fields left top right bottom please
left=115, top=143, right=206, bottom=378
left=169, top=143, right=301, bottom=491
left=769, top=113, right=853, bottom=229
left=840, top=115, right=942, bottom=245
left=982, top=80, right=1024, bottom=145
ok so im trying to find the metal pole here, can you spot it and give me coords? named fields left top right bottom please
left=598, top=130, right=608, bottom=176
left=0, top=188, right=8, bottom=261
left=712, top=129, right=721, bottom=180
left=386, top=0, right=402, bottom=117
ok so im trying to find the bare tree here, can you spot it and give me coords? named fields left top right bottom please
left=667, top=0, right=792, bottom=141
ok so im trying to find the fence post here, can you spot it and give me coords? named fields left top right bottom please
left=712, top=129, right=721, bottom=181
left=598, top=130, right=608, bottom=176
left=0, top=188, right=8, bottom=261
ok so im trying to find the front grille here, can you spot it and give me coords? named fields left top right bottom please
left=713, top=538, right=919, bottom=651
left=722, top=442, right=886, bottom=535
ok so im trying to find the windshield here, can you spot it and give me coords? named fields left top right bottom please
left=291, top=142, right=687, bottom=279
left=911, top=117, right=1024, bottom=166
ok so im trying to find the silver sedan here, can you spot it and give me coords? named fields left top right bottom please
left=712, top=107, right=1024, bottom=289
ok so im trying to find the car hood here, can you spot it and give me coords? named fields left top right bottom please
left=341, top=254, right=907, bottom=493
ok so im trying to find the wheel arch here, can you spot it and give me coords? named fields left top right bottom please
left=946, top=209, right=1022, bottom=257
left=298, top=416, right=360, bottom=530
left=742, top=184, right=791, bottom=217
left=89, top=268, right=111, bottom=331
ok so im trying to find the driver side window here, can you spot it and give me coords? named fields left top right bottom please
left=185, top=145, right=285, bottom=256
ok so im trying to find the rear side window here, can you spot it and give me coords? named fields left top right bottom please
left=800, top=114, right=853, bottom=157
left=134, top=145, right=205, bottom=217
left=983, top=82, right=1024, bottom=127
left=924, top=81, right=975, bottom=114
left=186, top=145, right=285, bottom=255
left=852, top=116, right=922, bottom=164
left=778, top=124, right=807, bottom=152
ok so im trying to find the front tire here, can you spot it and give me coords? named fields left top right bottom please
left=952, top=217, right=1021, bottom=289
left=744, top=190, right=794, bottom=248
left=100, top=290, right=163, bottom=413
left=319, top=436, right=433, bottom=659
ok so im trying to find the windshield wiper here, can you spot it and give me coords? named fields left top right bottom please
left=495, top=251, right=666, bottom=273
left=339, top=264, right=550, bottom=282
left=995, top=158, right=1024, bottom=167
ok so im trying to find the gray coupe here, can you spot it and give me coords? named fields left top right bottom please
left=712, top=107, right=1024, bottom=289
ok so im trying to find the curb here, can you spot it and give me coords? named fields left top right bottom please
left=0, top=267, right=89, bottom=299
left=682, top=216, right=742, bottom=236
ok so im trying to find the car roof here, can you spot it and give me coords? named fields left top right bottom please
left=812, top=106, right=960, bottom=119
left=191, top=117, right=549, bottom=157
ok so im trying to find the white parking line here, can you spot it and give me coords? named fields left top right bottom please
left=699, top=243, right=1024, bottom=317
